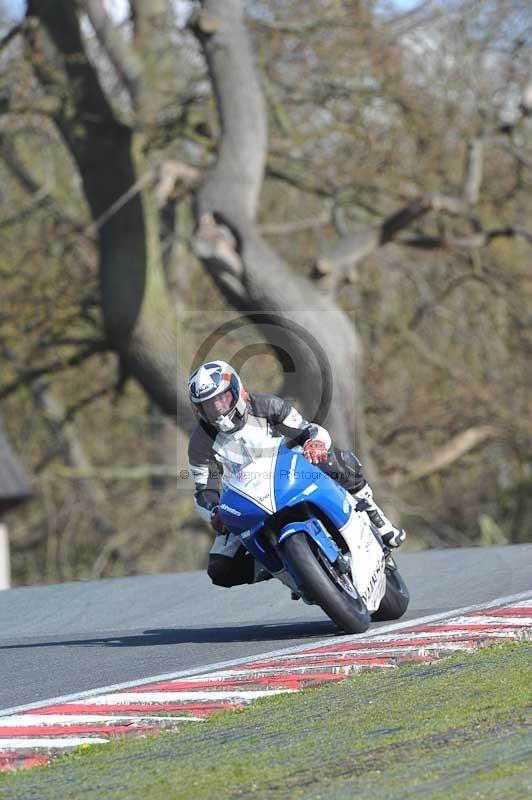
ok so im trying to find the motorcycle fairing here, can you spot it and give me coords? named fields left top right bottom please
left=220, top=442, right=352, bottom=532
left=335, top=510, right=386, bottom=611
left=278, top=518, right=340, bottom=562
left=220, top=441, right=386, bottom=612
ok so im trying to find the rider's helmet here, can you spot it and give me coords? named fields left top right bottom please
left=188, top=360, right=248, bottom=433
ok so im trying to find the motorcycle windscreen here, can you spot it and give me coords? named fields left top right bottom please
left=272, top=448, right=352, bottom=531
left=219, top=440, right=282, bottom=530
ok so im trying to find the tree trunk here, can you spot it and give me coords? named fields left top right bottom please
left=192, top=0, right=364, bottom=449
left=25, top=1, right=193, bottom=432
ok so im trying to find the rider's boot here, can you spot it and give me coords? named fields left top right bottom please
left=353, top=484, right=406, bottom=549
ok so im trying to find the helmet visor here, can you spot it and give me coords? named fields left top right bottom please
left=197, top=387, right=238, bottom=423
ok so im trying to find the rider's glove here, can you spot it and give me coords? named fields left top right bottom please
left=210, top=505, right=228, bottom=534
left=303, top=439, right=329, bottom=464
left=381, top=526, right=407, bottom=549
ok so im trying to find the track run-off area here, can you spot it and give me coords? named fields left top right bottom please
left=0, top=544, right=531, bottom=770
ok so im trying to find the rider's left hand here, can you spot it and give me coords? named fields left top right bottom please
left=304, top=439, right=329, bottom=464
left=210, top=505, right=229, bottom=534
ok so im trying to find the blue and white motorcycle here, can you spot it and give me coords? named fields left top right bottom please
left=219, top=440, right=410, bottom=634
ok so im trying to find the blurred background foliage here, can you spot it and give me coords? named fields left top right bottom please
left=0, top=0, right=531, bottom=585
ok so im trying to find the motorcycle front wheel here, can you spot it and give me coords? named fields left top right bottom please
left=280, top=532, right=370, bottom=634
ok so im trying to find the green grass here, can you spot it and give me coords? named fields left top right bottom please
left=1, top=643, right=531, bottom=800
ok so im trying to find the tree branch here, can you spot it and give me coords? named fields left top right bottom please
left=249, top=15, right=339, bottom=35
left=194, top=0, right=267, bottom=222
left=81, top=0, right=142, bottom=105
left=260, top=213, right=330, bottom=236
left=391, top=426, right=501, bottom=486
left=50, top=465, right=178, bottom=481
left=463, top=137, right=483, bottom=205
left=0, top=343, right=105, bottom=401
left=401, top=225, right=532, bottom=251
left=0, top=24, right=21, bottom=53
left=154, top=160, right=201, bottom=208
left=311, top=192, right=468, bottom=282
left=130, top=0, right=177, bottom=124
left=311, top=138, right=486, bottom=286
left=496, top=141, right=532, bottom=173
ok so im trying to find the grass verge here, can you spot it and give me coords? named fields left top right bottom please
left=1, top=642, right=531, bottom=800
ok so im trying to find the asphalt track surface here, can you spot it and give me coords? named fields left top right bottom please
left=0, top=544, right=531, bottom=712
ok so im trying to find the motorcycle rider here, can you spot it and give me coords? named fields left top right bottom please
left=187, top=360, right=406, bottom=588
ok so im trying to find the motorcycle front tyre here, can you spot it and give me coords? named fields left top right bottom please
left=280, top=532, right=370, bottom=634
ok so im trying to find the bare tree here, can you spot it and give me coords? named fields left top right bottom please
left=17, top=0, right=372, bottom=451
left=0, top=0, right=530, bottom=586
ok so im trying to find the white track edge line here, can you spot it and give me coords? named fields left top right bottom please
left=78, top=690, right=294, bottom=703
left=0, top=715, right=204, bottom=726
left=1, top=589, right=531, bottom=717
left=0, top=738, right=110, bottom=749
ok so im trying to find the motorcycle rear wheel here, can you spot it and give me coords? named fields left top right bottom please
left=280, top=532, right=370, bottom=634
